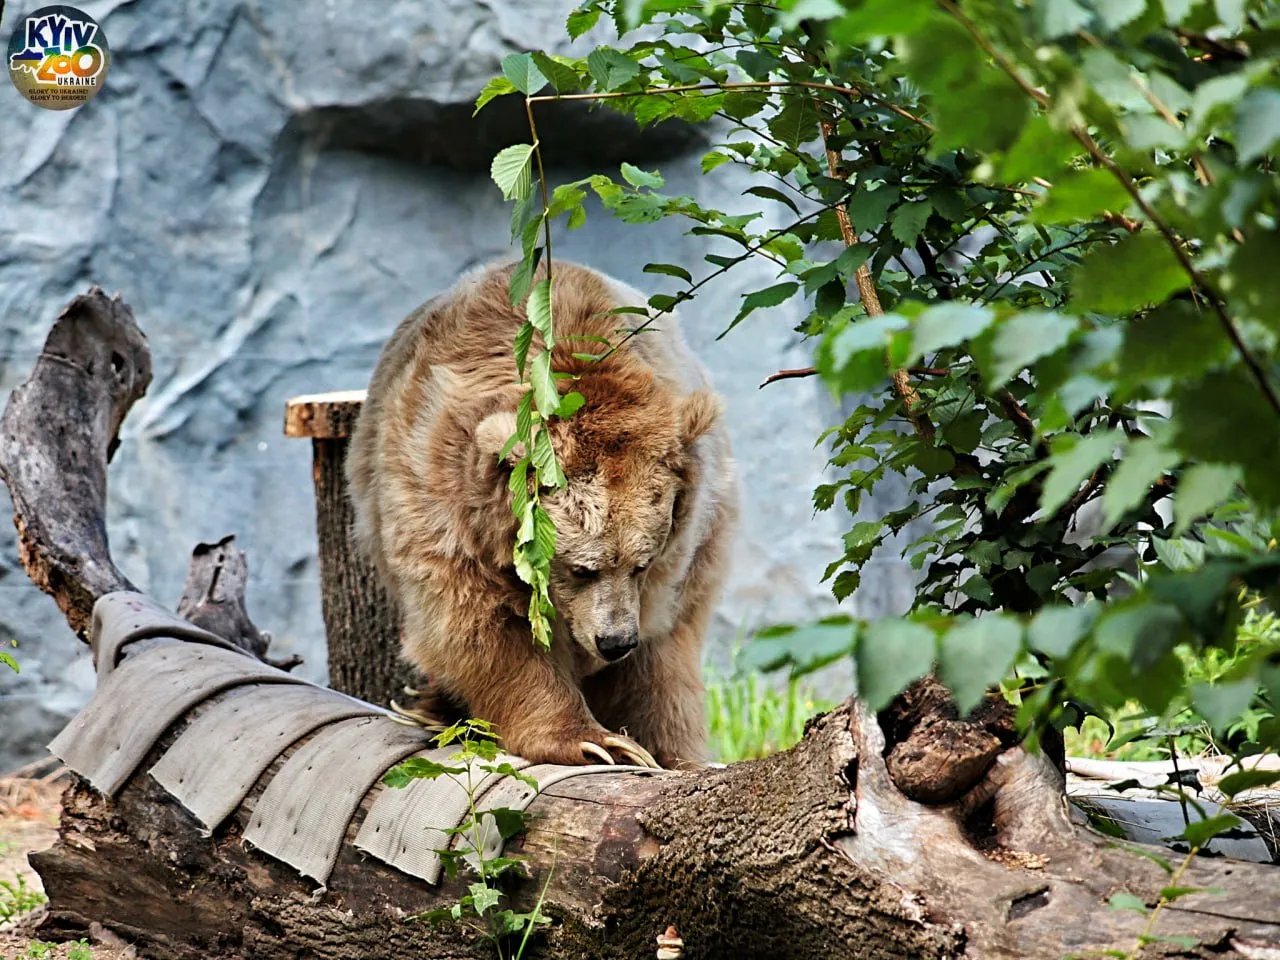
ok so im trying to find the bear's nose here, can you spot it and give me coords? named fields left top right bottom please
left=596, top=630, right=639, bottom=662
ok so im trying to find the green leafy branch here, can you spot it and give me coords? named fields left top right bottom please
left=384, top=720, right=548, bottom=959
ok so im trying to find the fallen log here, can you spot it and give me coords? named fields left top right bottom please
left=4, top=289, right=1280, bottom=960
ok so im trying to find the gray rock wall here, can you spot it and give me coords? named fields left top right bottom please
left=0, top=0, right=910, bottom=768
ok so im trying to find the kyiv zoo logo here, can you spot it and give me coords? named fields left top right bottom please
left=7, top=5, right=110, bottom=110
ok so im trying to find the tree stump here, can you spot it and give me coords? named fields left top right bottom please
left=284, top=392, right=418, bottom=705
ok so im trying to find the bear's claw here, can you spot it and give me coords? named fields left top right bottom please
left=604, top=735, right=661, bottom=769
left=580, top=741, right=617, bottom=765
left=387, top=699, right=445, bottom=731
left=579, top=736, right=661, bottom=769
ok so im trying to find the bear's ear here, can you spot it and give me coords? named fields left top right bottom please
left=680, top=389, right=722, bottom=446
left=475, top=410, right=525, bottom=464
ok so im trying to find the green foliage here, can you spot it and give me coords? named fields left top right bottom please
left=0, top=875, right=47, bottom=923
left=705, top=667, right=835, bottom=762
left=2, top=639, right=18, bottom=673
left=484, top=0, right=1280, bottom=774
left=384, top=721, right=547, bottom=960
left=20, top=941, right=92, bottom=960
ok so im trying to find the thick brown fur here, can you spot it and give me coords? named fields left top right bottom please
left=347, top=260, right=738, bottom=768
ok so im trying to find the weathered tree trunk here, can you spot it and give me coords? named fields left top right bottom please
left=285, top=394, right=416, bottom=704
left=5, top=289, right=1280, bottom=960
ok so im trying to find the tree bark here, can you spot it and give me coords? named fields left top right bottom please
left=5, top=289, right=1280, bottom=960
left=285, top=394, right=417, bottom=704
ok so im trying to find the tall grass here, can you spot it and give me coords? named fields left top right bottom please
left=705, top=672, right=834, bottom=763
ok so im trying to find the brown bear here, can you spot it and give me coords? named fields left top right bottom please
left=346, top=260, right=738, bottom=769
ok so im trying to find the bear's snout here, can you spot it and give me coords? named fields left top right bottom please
left=595, top=629, right=639, bottom=662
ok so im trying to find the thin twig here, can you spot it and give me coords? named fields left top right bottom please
left=525, top=97, right=554, bottom=284
left=528, top=80, right=933, bottom=129
left=597, top=200, right=843, bottom=361
left=759, top=366, right=816, bottom=387
left=817, top=114, right=936, bottom=441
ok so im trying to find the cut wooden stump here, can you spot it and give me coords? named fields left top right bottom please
left=3, top=288, right=1279, bottom=959
left=285, top=391, right=416, bottom=705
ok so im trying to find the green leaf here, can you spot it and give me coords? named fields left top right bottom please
left=849, top=184, right=899, bottom=230
left=910, top=303, right=995, bottom=358
left=529, top=351, right=559, bottom=419
left=531, top=52, right=580, bottom=94
left=1236, top=89, right=1280, bottom=164
left=620, top=162, right=664, bottom=189
left=829, top=0, right=931, bottom=42
left=491, top=144, right=535, bottom=202
left=1030, top=169, right=1131, bottom=224
left=1173, top=372, right=1280, bottom=509
left=475, top=76, right=517, bottom=115
left=587, top=47, right=640, bottom=91
left=556, top=391, right=586, bottom=418
left=0, top=650, right=17, bottom=673
left=1173, top=463, right=1242, bottom=533
left=938, top=615, right=1023, bottom=713
left=527, top=278, right=554, bottom=351
left=1218, top=768, right=1280, bottom=798
left=1098, top=0, right=1147, bottom=29
left=856, top=619, right=937, bottom=712
left=1224, top=233, right=1280, bottom=332
left=1072, top=234, right=1189, bottom=315
left=899, top=18, right=1029, bottom=153
left=744, top=186, right=801, bottom=215
left=889, top=200, right=933, bottom=246
left=1191, top=679, right=1256, bottom=732
left=701, top=151, right=732, bottom=174
left=1118, top=301, right=1231, bottom=386
left=1181, top=813, right=1242, bottom=848
left=767, top=97, right=823, bottom=149
left=468, top=881, right=503, bottom=915
left=1108, top=892, right=1149, bottom=914
left=1028, top=604, right=1095, bottom=658
left=383, top=756, right=464, bottom=787
left=501, top=53, right=548, bottom=96
left=1036, top=0, right=1092, bottom=37
left=973, top=311, right=1074, bottom=387
left=726, top=282, right=799, bottom=334
left=643, top=262, right=692, bottom=283
left=1102, top=438, right=1178, bottom=527
left=779, top=0, right=844, bottom=29
left=566, top=7, right=601, bottom=38
left=1040, top=429, right=1120, bottom=517
left=514, top=321, right=534, bottom=378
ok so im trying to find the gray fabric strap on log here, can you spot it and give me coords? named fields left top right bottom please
left=242, top=716, right=432, bottom=885
left=353, top=750, right=531, bottom=883
left=49, top=642, right=304, bottom=795
left=150, top=684, right=384, bottom=833
left=91, top=591, right=247, bottom=677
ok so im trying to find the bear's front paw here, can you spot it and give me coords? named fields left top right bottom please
left=578, top=731, right=661, bottom=769
left=501, top=727, right=662, bottom=768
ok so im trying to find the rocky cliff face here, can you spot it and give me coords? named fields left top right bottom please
left=0, top=0, right=912, bottom=767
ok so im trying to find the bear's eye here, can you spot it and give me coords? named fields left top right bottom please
left=569, top=565, right=598, bottom=581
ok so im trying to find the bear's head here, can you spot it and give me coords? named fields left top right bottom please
left=475, top=370, right=721, bottom=666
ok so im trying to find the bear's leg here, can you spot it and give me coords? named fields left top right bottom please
left=586, top=497, right=737, bottom=769
left=400, top=595, right=657, bottom=767
left=587, top=633, right=708, bottom=770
